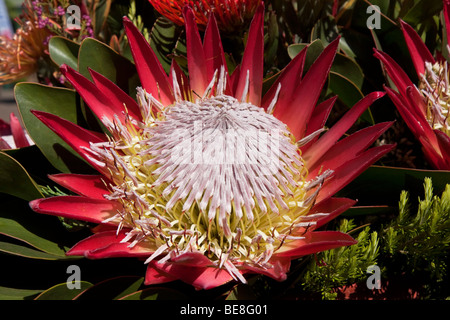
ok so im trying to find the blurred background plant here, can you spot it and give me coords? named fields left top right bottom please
left=0, top=0, right=449, bottom=300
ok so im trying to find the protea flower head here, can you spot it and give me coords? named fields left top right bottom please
left=29, top=4, right=394, bottom=289
left=148, top=0, right=262, bottom=32
left=373, top=1, right=450, bottom=170
left=0, top=0, right=93, bottom=85
left=0, top=113, right=32, bottom=149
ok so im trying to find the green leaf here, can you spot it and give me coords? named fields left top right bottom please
left=287, top=39, right=325, bottom=74
left=0, top=152, right=43, bottom=201
left=327, top=72, right=373, bottom=124
left=75, top=276, right=144, bottom=300
left=48, top=36, right=80, bottom=70
left=14, top=83, right=94, bottom=174
left=0, top=286, right=42, bottom=300
left=119, top=287, right=187, bottom=300
left=78, top=38, right=139, bottom=97
left=34, top=281, right=93, bottom=300
left=3, top=145, right=61, bottom=187
left=0, top=195, right=73, bottom=257
left=225, top=283, right=258, bottom=300
left=342, top=206, right=394, bottom=217
left=331, top=53, right=364, bottom=89
left=402, top=0, right=442, bottom=25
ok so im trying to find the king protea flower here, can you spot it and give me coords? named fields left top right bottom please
left=148, top=0, right=262, bottom=32
left=374, top=1, right=450, bottom=170
left=29, top=4, right=394, bottom=289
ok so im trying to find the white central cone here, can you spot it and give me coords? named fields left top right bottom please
left=144, top=95, right=304, bottom=236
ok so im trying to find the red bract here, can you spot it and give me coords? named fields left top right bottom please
left=374, top=1, right=450, bottom=170
left=148, top=0, right=262, bottom=32
left=29, top=4, right=394, bottom=289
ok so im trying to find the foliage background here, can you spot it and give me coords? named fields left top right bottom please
left=1, top=0, right=450, bottom=300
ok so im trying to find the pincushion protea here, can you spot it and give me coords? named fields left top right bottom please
left=29, top=4, right=394, bottom=289
left=374, top=0, right=450, bottom=170
left=148, top=0, right=261, bottom=32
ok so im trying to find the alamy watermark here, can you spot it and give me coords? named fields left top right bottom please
left=66, top=264, right=81, bottom=289
left=366, top=264, right=382, bottom=290
left=66, top=4, right=81, bottom=30
left=168, top=122, right=282, bottom=169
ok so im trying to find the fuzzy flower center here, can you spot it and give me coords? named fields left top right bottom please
left=419, top=61, right=450, bottom=136
left=88, top=85, right=327, bottom=281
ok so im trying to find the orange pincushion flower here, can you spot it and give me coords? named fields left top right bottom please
left=0, top=20, right=48, bottom=85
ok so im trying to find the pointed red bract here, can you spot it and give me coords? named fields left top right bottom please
left=317, top=144, right=396, bottom=202
left=61, top=65, right=134, bottom=128
left=275, top=231, right=357, bottom=259
left=183, top=6, right=208, bottom=97
left=88, top=68, right=142, bottom=122
left=400, top=20, right=435, bottom=77
left=146, top=260, right=235, bottom=290
left=304, top=91, right=385, bottom=169
left=262, top=45, right=308, bottom=112
left=31, top=110, right=107, bottom=172
left=123, top=17, right=173, bottom=106
left=30, top=196, right=122, bottom=224
left=48, top=174, right=109, bottom=199
left=309, top=121, right=393, bottom=176
left=434, top=129, right=450, bottom=168
left=234, top=3, right=264, bottom=105
left=309, top=197, right=357, bottom=229
left=274, top=37, right=340, bottom=139
left=203, top=11, right=230, bottom=91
